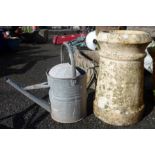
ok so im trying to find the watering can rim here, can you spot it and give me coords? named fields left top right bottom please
left=46, top=69, right=86, bottom=80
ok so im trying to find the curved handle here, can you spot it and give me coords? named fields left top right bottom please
left=60, top=42, right=76, bottom=78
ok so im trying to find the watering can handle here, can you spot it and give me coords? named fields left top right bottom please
left=60, top=42, right=76, bottom=78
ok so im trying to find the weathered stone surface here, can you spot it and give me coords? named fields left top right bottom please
left=127, top=26, right=155, bottom=38
left=94, top=30, right=152, bottom=126
left=74, top=49, right=99, bottom=87
left=96, top=26, right=127, bottom=35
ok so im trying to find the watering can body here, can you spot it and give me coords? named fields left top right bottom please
left=47, top=69, right=87, bottom=123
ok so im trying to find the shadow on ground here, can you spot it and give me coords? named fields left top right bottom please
left=0, top=45, right=58, bottom=78
left=143, top=69, right=155, bottom=117
left=0, top=85, right=50, bottom=129
left=87, top=89, right=95, bottom=116
left=0, top=103, right=49, bottom=129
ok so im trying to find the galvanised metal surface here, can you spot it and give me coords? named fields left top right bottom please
left=47, top=72, right=87, bottom=123
left=5, top=43, right=87, bottom=123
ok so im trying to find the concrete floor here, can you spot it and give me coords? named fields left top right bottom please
left=0, top=43, right=155, bottom=129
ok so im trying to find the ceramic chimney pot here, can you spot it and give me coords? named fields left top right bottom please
left=94, top=30, right=152, bottom=126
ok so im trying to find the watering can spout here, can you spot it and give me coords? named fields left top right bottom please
left=5, top=78, right=51, bottom=113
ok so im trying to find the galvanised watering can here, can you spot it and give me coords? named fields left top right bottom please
left=6, top=43, right=87, bottom=123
